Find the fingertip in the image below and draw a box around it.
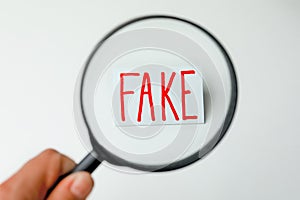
[70,172,94,199]
[39,149,76,174]
[47,172,94,200]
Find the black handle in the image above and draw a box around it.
[45,152,102,199]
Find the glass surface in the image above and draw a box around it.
[74,16,237,171]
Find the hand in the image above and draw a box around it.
[0,149,94,200]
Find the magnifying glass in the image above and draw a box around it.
[46,15,237,197]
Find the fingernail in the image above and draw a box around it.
[62,159,76,174]
[70,172,93,199]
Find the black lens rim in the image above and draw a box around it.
[79,15,238,172]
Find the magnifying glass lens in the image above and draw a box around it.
[46,15,237,197]
[76,16,237,171]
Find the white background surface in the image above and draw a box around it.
[0,0,299,199]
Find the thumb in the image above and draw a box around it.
[0,149,76,199]
[47,172,93,200]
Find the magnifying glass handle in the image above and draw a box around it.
[45,152,101,199]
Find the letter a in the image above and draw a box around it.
[137,72,155,122]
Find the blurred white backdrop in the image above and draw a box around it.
[0,0,299,199]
